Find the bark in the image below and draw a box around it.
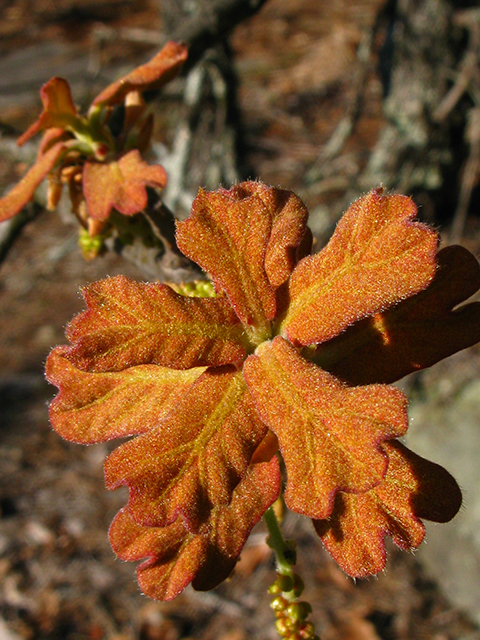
[159,0,270,71]
[356,0,471,225]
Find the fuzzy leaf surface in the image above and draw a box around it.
[0,142,66,221]
[243,336,408,520]
[17,77,78,146]
[313,245,480,384]
[176,185,277,332]
[92,41,188,107]
[228,182,310,288]
[282,189,438,346]
[82,150,167,220]
[104,367,268,531]
[46,346,204,444]
[65,275,247,372]
[109,458,280,601]
[313,441,462,577]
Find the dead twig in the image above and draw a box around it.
[0,202,43,268]
[431,8,480,241]
[170,0,270,73]
[433,10,480,122]
[451,107,480,243]
[105,192,201,283]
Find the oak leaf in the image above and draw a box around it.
[313,244,480,385]
[104,367,268,531]
[229,182,310,289]
[92,41,188,107]
[108,458,280,601]
[313,441,462,576]
[176,183,310,337]
[82,150,167,220]
[64,275,247,372]
[0,142,66,222]
[176,186,277,332]
[243,336,408,520]
[282,188,438,346]
[17,77,79,146]
[46,346,204,443]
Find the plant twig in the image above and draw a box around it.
[0,202,43,268]
[170,0,270,72]
[0,0,266,277]
[433,9,480,123]
[451,107,480,243]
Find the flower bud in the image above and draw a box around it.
[270,596,288,612]
[286,602,312,622]
[291,574,305,598]
[275,617,291,637]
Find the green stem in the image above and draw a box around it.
[265,506,319,639]
[264,506,295,576]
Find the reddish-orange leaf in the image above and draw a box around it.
[313,441,462,577]
[0,141,66,222]
[65,275,247,372]
[313,245,480,385]
[282,188,439,346]
[226,181,310,288]
[17,77,78,146]
[82,150,167,220]
[92,41,188,107]
[243,336,408,520]
[111,513,205,602]
[176,185,277,334]
[250,429,279,464]
[109,458,280,601]
[37,127,72,158]
[46,346,205,444]
[104,367,268,531]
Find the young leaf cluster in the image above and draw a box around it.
[47,182,480,600]
[0,42,187,257]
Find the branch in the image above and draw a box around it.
[0,202,43,268]
[170,0,270,72]
[105,193,202,283]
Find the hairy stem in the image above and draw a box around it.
[264,505,295,578]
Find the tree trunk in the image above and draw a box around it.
[357,0,471,226]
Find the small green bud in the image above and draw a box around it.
[276,573,294,592]
[268,583,282,595]
[298,622,316,639]
[171,280,216,298]
[286,601,312,622]
[291,574,305,598]
[270,596,288,612]
[78,228,105,259]
[283,616,297,631]
[197,280,216,297]
[275,617,291,637]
